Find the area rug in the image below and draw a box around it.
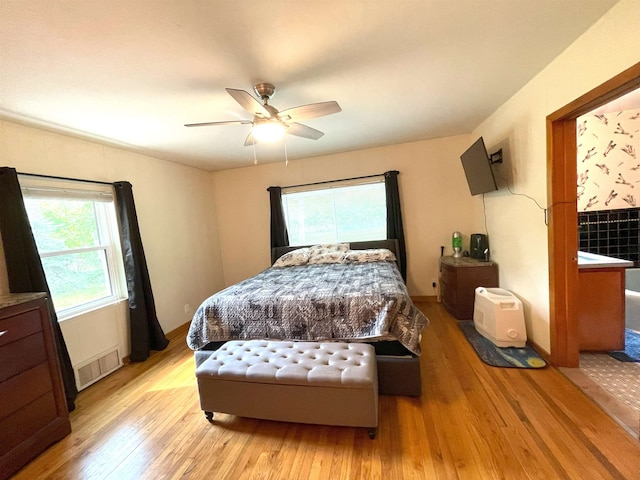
[458,320,547,369]
[607,329,640,362]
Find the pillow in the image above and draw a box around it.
[308,243,350,254]
[343,248,397,264]
[307,243,349,264]
[272,248,311,267]
[307,250,346,265]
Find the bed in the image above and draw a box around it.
[187,239,428,396]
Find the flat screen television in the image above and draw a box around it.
[460,137,498,196]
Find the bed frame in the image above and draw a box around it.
[194,239,422,397]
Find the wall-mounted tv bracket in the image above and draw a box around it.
[489,149,503,165]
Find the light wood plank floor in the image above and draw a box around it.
[11,301,640,479]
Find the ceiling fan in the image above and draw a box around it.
[185,83,341,146]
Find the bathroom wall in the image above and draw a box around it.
[576,105,640,264]
[577,108,640,211]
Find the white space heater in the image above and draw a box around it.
[473,287,527,348]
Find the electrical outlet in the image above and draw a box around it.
[430,277,437,289]
[184,304,191,314]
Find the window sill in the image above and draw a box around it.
[58,297,128,323]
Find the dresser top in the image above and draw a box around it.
[0,292,47,309]
[440,256,496,267]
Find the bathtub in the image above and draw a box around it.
[625,268,640,332]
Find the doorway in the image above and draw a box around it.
[547,62,640,368]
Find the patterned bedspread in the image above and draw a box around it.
[186,261,429,355]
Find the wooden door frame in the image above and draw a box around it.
[547,62,640,367]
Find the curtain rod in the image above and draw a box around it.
[17,171,113,186]
[272,172,386,191]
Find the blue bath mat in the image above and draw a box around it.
[458,321,547,369]
[607,329,640,362]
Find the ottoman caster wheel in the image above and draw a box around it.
[368,428,377,439]
[205,411,214,423]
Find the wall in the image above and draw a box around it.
[577,108,640,211]
[471,0,640,353]
[210,134,484,297]
[576,106,640,265]
[0,120,225,367]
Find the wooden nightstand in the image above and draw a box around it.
[440,256,499,320]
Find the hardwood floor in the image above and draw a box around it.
[11,302,639,479]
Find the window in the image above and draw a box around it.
[21,178,126,320]
[282,181,386,246]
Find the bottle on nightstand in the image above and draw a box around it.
[452,231,463,258]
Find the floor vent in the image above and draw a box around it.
[75,349,122,390]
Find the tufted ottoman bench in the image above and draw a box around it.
[195,340,378,438]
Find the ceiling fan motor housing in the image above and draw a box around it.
[254,83,276,101]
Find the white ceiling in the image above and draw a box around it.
[0,1,620,172]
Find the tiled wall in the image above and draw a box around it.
[578,207,640,265]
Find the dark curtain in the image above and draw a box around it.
[113,181,169,362]
[384,170,407,281]
[0,167,78,411]
[267,186,289,249]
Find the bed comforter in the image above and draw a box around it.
[186,260,428,355]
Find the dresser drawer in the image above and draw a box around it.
[0,309,42,347]
[0,363,53,421]
[0,295,71,480]
[0,392,58,457]
[0,332,48,383]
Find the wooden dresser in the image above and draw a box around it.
[440,256,499,320]
[0,293,71,479]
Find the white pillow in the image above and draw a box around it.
[343,248,397,264]
[273,248,311,267]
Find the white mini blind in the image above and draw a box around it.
[19,176,114,202]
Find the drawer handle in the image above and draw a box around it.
[0,330,6,337]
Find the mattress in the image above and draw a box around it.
[186,260,428,355]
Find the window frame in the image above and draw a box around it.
[281,178,387,247]
[20,177,128,321]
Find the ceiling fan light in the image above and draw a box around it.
[252,121,284,142]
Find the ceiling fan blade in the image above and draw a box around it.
[184,120,252,127]
[244,132,257,146]
[278,101,341,123]
[285,122,324,140]
[226,88,271,117]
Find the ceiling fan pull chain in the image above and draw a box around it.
[284,136,289,167]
